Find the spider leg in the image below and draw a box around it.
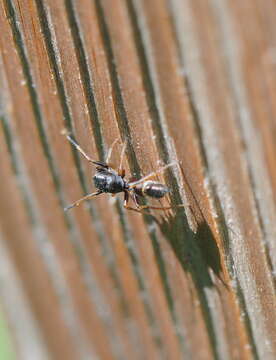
[136,204,173,211]
[124,203,173,215]
[122,191,140,213]
[124,192,185,214]
[118,140,127,171]
[125,204,185,215]
[123,190,142,213]
[117,140,127,178]
[128,162,177,188]
[105,138,127,176]
[105,137,120,164]
[145,203,185,210]
[130,192,140,208]
[124,190,183,214]
[123,190,129,207]
[63,131,107,167]
[64,190,103,211]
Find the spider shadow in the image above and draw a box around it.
[143,205,228,358]
[152,208,225,290]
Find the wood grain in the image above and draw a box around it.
[0,0,275,359]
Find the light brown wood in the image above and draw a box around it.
[0,0,275,359]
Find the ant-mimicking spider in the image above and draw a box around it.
[63,132,178,213]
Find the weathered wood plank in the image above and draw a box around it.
[0,0,275,359]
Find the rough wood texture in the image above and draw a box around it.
[1,0,276,359]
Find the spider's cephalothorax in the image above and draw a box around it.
[93,167,126,194]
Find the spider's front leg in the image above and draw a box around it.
[64,190,103,211]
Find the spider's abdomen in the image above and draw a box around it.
[93,170,125,193]
[136,180,170,199]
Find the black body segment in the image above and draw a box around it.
[142,181,170,198]
[93,169,125,193]
[134,180,169,199]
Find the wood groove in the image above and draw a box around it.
[1,0,276,358]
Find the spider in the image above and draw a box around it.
[63,133,177,213]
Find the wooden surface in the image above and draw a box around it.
[1,0,276,359]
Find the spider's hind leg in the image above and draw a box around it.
[128,162,178,188]
[124,190,183,214]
